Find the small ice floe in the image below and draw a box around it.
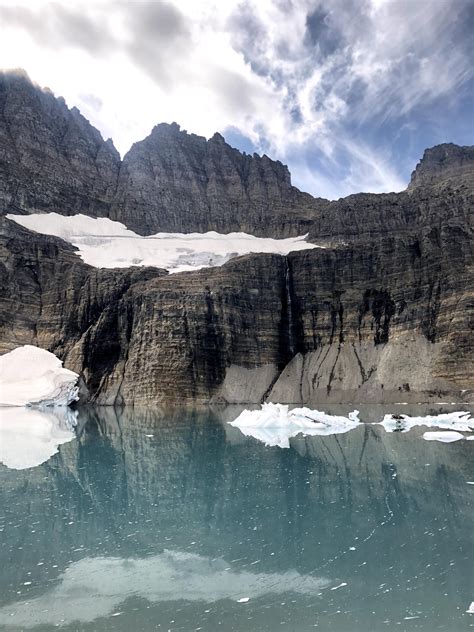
[0,346,79,407]
[229,403,360,448]
[466,602,474,614]
[379,411,473,435]
[423,431,464,443]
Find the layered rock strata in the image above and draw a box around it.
[0,70,472,404]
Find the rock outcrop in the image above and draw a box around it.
[0,70,472,404]
[0,70,120,218]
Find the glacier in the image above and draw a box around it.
[6,212,319,273]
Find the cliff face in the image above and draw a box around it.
[0,70,120,218]
[0,70,472,404]
[0,71,320,236]
[111,123,320,235]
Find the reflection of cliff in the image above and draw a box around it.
[0,407,471,615]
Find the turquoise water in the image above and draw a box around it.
[0,406,472,631]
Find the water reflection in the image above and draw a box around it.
[0,551,329,627]
[0,405,472,631]
[0,407,77,470]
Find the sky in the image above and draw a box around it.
[0,0,473,200]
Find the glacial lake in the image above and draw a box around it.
[0,405,472,631]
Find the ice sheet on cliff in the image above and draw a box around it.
[0,345,79,407]
[229,403,360,448]
[6,213,318,273]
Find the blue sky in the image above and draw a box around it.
[0,0,472,199]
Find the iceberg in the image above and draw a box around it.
[0,406,78,469]
[6,213,319,273]
[379,411,473,434]
[229,403,360,448]
[0,345,79,407]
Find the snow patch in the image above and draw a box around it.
[0,346,79,407]
[229,403,360,448]
[422,431,464,443]
[7,213,319,273]
[0,407,77,469]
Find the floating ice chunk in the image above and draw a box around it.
[7,213,319,273]
[423,431,464,443]
[0,407,77,469]
[229,403,360,448]
[0,346,79,407]
[379,411,473,434]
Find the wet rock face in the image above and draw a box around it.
[0,70,472,404]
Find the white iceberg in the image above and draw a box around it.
[422,431,465,443]
[0,550,329,627]
[0,345,79,407]
[6,213,319,273]
[0,407,78,470]
[379,411,473,434]
[229,403,360,448]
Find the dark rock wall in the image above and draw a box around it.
[0,70,472,404]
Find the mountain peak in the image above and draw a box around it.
[408,143,474,190]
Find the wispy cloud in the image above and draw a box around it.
[0,0,472,198]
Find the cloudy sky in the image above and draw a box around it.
[0,0,472,199]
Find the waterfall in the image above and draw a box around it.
[284,259,295,357]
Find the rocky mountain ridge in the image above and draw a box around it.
[0,69,472,404]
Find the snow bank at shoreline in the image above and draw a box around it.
[7,213,318,273]
[0,346,79,407]
[229,403,360,448]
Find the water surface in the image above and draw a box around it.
[0,405,472,631]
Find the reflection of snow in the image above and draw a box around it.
[0,345,79,407]
[379,411,473,435]
[229,403,360,448]
[0,550,329,627]
[0,407,77,470]
[423,431,464,443]
[7,213,319,273]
